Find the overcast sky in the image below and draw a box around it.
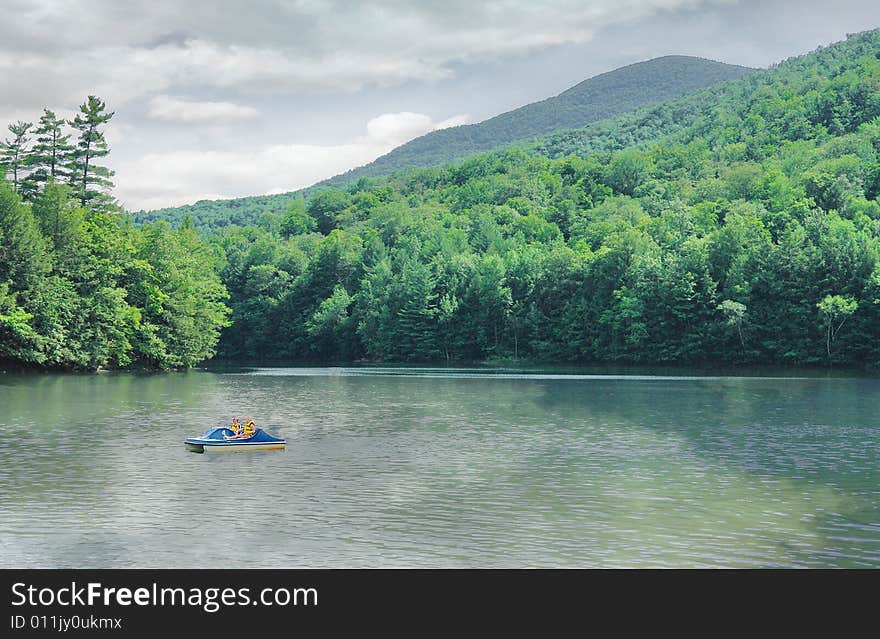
[2,0,879,210]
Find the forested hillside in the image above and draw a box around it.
[0,98,229,369]
[137,56,752,231]
[136,191,308,233]
[5,31,880,370]
[205,30,880,367]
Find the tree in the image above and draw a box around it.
[718,299,747,350]
[0,282,41,363]
[31,182,83,259]
[802,156,864,214]
[606,150,653,197]
[436,292,459,362]
[1,121,33,194]
[306,190,350,234]
[817,294,858,361]
[0,180,50,364]
[280,199,316,237]
[68,96,115,207]
[133,222,231,367]
[306,285,353,359]
[0,180,49,293]
[392,255,440,360]
[25,109,73,193]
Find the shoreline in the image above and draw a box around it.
[4,358,878,378]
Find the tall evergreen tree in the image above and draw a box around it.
[25,109,73,194]
[68,96,114,208]
[1,121,33,194]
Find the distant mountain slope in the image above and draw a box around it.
[136,55,753,230]
[328,55,753,182]
[204,28,880,367]
[136,192,306,231]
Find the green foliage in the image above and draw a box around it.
[134,191,309,232]
[817,294,858,361]
[2,97,116,211]
[306,285,354,358]
[68,95,115,208]
[139,56,753,229]
[197,31,880,368]
[25,109,74,192]
[0,169,230,370]
[718,299,747,349]
[1,121,33,194]
[0,281,40,362]
[279,199,316,237]
[607,150,654,196]
[31,182,83,257]
[306,190,351,234]
[10,32,880,369]
[0,180,50,292]
[131,222,231,367]
[1,95,233,369]
[327,56,753,184]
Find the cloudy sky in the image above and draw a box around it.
[2,0,879,210]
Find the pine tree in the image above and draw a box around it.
[68,96,115,208]
[31,182,82,258]
[1,121,33,194]
[25,109,73,194]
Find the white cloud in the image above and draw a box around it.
[115,111,470,210]
[365,112,435,147]
[434,114,471,130]
[363,111,471,147]
[147,95,259,124]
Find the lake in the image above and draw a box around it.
[1,366,878,567]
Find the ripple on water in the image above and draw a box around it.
[0,368,878,567]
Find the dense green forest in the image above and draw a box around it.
[136,191,308,233]
[0,97,229,369]
[137,56,752,231]
[205,30,880,367]
[5,30,880,370]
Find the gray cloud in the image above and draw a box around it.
[0,0,725,106]
[1,0,879,209]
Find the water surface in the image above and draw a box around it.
[1,366,878,567]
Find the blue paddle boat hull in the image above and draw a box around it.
[185,427,286,453]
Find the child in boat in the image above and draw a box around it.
[225,417,257,440]
[229,417,242,435]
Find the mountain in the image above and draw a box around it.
[9,29,880,370]
[201,29,880,366]
[136,55,753,230]
[326,55,753,183]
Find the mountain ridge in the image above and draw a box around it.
[324,55,754,183]
[203,28,880,367]
[136,55,754,229]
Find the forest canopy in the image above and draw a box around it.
[4,30,880,370]
[196,30,880,369]
[0,97,229,369]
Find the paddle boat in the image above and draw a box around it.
[184,425,286,453]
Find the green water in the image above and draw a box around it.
[1,366,878,567]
